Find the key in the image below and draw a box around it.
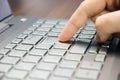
[23,30,32,35]
[82,54,96,61]
[37,62,56,71]
[5,43,16,49]
[42,37,58,44]
[70,40,90,54]
[60,60,78,69]
[22,35,42,45]
[23,55,41,63]
[45,20,58,24]
[15,44,33,51]
[32,23,41,27]
[15,62,35,71]
[7,69,28,79]
[29,49,47,56]
[37,27,51,32]
[80,61,102,70]
[84,26,96,31]
[36,43,53,50]
[65,54,82,61]
[81,30,96,35]
[99,47,108,54]
[8,50,27,58]
[17,34,27,39]
[88,40,101,54]
[0,64,12,72]
[95,54,106,62]
[0,49,10,55]
[29,69,50,80]
[43,55,61,63]
[55,25,64,29]
[11,38,22,44]
[32,31,47,36]
[77,38,91,46]
[58,20,68,25]
[88,47,99,54]
[54,42,71,50]
[49,76,69,80]
[86,20,95,27]
[41,24,54,28]
[48,49,66,56]
[77,38,91,43]
[79,34,94,39]
[36,19,44,24]
[47,32,59,37]
[1,56,19,65]
[75,69,99,80]
[54,68,74,77]
[85,21,96,30]
[51,28,62,33]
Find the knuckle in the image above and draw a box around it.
[95,16,111,30]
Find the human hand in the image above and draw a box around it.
[58,0,120,42]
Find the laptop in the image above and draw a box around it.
[0,0,120,80]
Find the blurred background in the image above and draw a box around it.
[9,0,83,19]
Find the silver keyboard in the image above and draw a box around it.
[0,19,111,80]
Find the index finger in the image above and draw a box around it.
[58,0,106,42]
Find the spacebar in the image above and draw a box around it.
[70,41,90,54]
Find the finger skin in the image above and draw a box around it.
[91,10,110,22]
[95,11,120,42]
[58,0,106,42]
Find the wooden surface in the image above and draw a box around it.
[9,0,83,19]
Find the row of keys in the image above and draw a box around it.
[0,61,101,80]
[1,47,105,66]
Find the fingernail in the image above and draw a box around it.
[58,23,78,42]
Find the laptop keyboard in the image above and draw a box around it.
[0,19,111,80]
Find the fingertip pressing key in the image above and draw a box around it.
[58,22,78,42]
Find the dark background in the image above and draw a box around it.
[9,0,84,19]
